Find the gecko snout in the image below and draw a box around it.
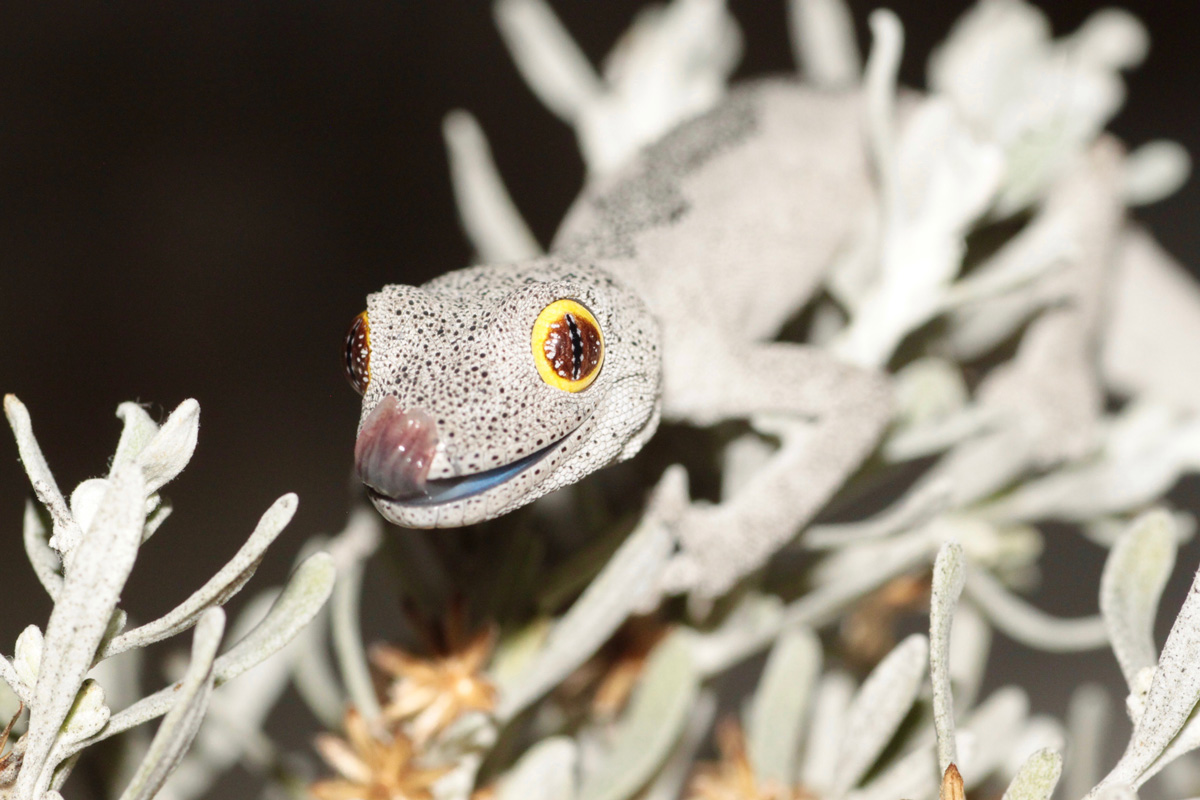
[354,396,438,501]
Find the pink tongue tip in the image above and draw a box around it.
[354,396,438,500]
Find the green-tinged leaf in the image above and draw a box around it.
[498,737,578,800]
[1002,749,1062,800]
[643,692,717,800]
[1100,510,1176,690]
[747,628,821,785]
[577,633,699,800]
[831,634,928,796]
[111,402,160,473]
[490,617,552,688]
[61,680,110,743]
[117,608,224,800]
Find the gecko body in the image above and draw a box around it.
[350,80,891,596]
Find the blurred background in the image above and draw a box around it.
[0,1,1197,796]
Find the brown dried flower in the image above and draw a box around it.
[687,719,812,800]
[558,616,669,719]
[371,611,497,745]
[840,572,931,667]
[310,708,446,800]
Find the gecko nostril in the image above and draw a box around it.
[354,396,439,501]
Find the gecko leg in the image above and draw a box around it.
[652,341,893,606]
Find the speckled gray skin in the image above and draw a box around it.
[361,260,661,527]
[358,80,892,597]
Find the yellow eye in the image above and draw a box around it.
[344,311,371,395]
[532,299,604,392]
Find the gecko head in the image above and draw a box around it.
[346,258,662,528]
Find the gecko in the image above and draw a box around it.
[346,79,893,600]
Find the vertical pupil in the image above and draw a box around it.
[541,310,601,383]
[565,314,583,380]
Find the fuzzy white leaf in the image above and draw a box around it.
[578,633,698,800]
[1096,558,1200,791]
[496,510,671,720]
[832,634,929,797]
[1071,8,1147,70]
[493,0,603,123]
[16,462,145,800]
[931,542,965,774]
[499,737,578,800]
[134,399,199,495]
[747,627,821,785]
[959,687,1031,784]
[1123,141,1191,206]
[13,626,44,691]
[1101,510,1177,690]
[61,680,109,744]
[1065,686,1110,800]
[0,654,30,709]
[788,0,859,87]
[110,403,159,473]
[23,500,62,599]
[950,603,992,710]
[161,591,298,800]
[443,109,541,264]
[210,552,335,684]
[642,692,717,800]
[578,0,740,174]
[1102,229,1200,413]
[964,565,1108,651]
[118,609,224,800]
[331,558,379,722]
[805,479,952,550]
[103,494,299,659]
[69,552,334,756]
[1003,749,1063,800]
[4,395,85,560]
[801,671,856,795]
[68,479,110,545]
[849,745,937,800]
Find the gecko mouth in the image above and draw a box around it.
[356,395,582,509]
[372,438,566,507]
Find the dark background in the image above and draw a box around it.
[0,1,1197,797]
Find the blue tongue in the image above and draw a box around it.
[406,446,552,507]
